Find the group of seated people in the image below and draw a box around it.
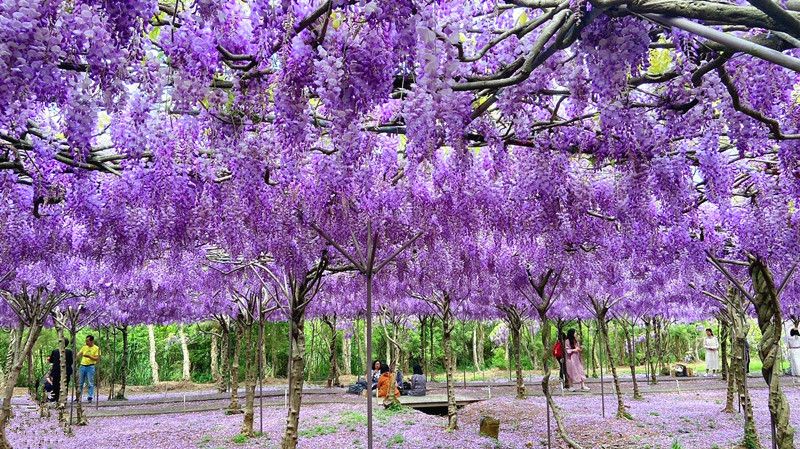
[370,360,426,397]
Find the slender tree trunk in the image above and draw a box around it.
[503,309,525,399]
[599,318,629,419]
[3,330,16,384]
[56,325,68,424]
[590,324,598,377]
[342,334,352,376]
[116,325,128,399]
[147,325,159,385]
[538,313,582,449]
[722,319,736,413]
[281,309,306,449]
[472,325,480,371]
[220,325,230,393]
[179,323,191,382]
[211,330,220,386]
[749,258,794,449]
[723,286,758,444]
[228,324,242,414]
[241,320,256,437]
[430,317,436,381]
[357,320,365,378]
[720,320,729,381]
[107,327,116,400]
[0,321,44,449]
[270,325,278,378]
[644,319,657,384]
[419,317,428,377]
[442,296,457,431]
[477,324,485,368]
[654,319,666,374]
[623,324,642,400]
[70,327,88,427]
[323,315,340,388]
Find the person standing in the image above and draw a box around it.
[564,329,589,392]
[788,328,800,380]
[553,332,570,390]
[77,335,101,403]
[704,328,720,376]
[47,339,73,402]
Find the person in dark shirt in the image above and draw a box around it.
[47,339,73,402]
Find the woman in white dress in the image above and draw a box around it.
[704,328,720,376]
[788,328,800,380]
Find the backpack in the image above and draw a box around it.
[347,384,365,395]
[552,341,563,359]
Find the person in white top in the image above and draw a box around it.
[704,328,720,376]
[788,328,800,380]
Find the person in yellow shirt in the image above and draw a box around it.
[76,335,101,403]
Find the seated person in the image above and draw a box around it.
[390,361,404,391]
[377,363,400,398]
[371,360,381,389]
[407,364,427,397]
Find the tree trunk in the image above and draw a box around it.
[179,323,191,382]
[720,320,729,381]
[241,320,256,437]
[442,296,458,431]
[270,325,278,378]
[211,330,220,386]
[0,321,43,449]
[228,324,242,414]
[147,325,160,385]
[419,317,428,378]
[749,258,794,449]
[590,324,598,378]
[654,319,666,374]
[219,324,229,393]
[56,325,68,424]
[70,327,88,427]
[281,309,306,449]
[538,312,582,449]
[323,315,340,388]
[722,319,736,413]
[357,320,365,378]
[599,318,629,419]
[503,309,525,399]
[430,316,435,382]
[116,325,128,399]
[107,327,116,400]
[477,324,485,368]
[623,324,642,400]
[342,334,352,376]
[3,329,16,385]
[644,318,657,384]
[472,325,480,372]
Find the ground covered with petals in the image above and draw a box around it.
[13,385,800,449]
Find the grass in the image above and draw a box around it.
[231,434,249,445]
[387,433,405,448]
[298,425,338,437]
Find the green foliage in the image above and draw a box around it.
[298,425,338,437]
[231,434,249,445]
[744,429,759,449]
[670,439,684,449]
[387,433,405,448]
[491,348,508,370]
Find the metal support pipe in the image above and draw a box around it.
[642,14,800,72]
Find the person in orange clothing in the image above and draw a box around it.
[377,363,400,398]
